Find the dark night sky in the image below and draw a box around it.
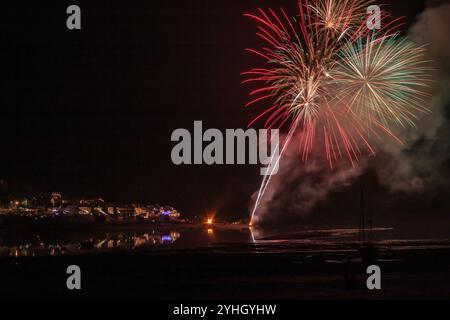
[2,0,447,222]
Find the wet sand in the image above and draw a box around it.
[0,242,449,300]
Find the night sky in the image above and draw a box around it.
[2,0,448,223]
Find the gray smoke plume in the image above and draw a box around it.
[376,2,450,194]
[250,140,365,224]
[251,2,450,223]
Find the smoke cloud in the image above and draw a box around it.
[250,138,365,224]
[375,1,450,194]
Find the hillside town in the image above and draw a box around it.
[0,192,182,223]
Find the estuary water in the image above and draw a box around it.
[1,222,449,257]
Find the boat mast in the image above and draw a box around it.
[359,186,365,245]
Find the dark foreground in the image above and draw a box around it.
[1,243,449,300]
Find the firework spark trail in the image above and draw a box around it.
[250,118,299,226]
[243,0,431,224]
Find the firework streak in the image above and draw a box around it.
[242,0,432,224]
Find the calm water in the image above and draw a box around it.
[1,223,449,257]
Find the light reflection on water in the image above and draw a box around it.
[0,225,253,257]
[0,230,183,257]
[1,223,449,257]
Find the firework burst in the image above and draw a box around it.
[331,35,432,129]
[243,0,431,224]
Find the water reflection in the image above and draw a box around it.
[0,225,252,257]
[0,230,181,257]
[1,223,449,257]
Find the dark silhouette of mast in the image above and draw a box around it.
[359,183,375,245]
[358,180,379,265]
[369,206,374,244]
[359,187,365,245]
